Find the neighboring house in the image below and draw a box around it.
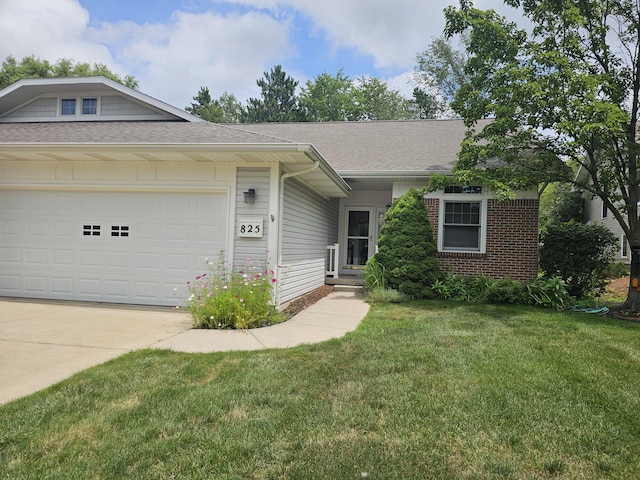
[0,77,540,308]
[578,169,630,265]
[583,197,630,265]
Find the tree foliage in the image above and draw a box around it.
[0,55,138,90]
[243,65,303,123]
[186,87,244,123]
[539,183,584,233]
[352,76,412,121]
[443,0,640,308]
[192,67,415,124]
[411,35,470,118]
[298,70,357,121]
[540,221,617,299]
[374,189,442,298]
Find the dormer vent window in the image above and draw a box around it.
[61,98,76,115]
[82,98,97,115]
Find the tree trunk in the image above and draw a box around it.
[623,246,640,310]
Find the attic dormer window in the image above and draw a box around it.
[61,98,76,115]
[82,98,97,115]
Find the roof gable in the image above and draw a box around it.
[0,76,202,123]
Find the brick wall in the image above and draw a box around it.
[425,198,539,281]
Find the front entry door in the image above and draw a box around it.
[346,208,374,268]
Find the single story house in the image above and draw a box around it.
[0,77,539,308]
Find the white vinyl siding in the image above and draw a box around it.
[4,98,57,119]
[280,178,339,304]
[100,95,166,118]
[233,167,271,266]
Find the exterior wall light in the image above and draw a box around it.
[243,188,257,204]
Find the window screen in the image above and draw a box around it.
[443,201,481,251]
[82,98,97,115]
[61,99,76,115]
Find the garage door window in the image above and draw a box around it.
[83,224,101,236]
[111,225,130,237]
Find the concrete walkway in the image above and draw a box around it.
[0,288,368,404]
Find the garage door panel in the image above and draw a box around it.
[0,190,228,306]
[2,219,21,235]
[1,247,20,263]
[51,277,73,294]
[24,276,46,293]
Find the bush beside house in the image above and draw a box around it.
[373,188,442,298]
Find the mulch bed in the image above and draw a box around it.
[281,285,334,317]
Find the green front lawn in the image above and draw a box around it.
[2,302,639,479]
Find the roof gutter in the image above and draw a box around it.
[337,170,452,178]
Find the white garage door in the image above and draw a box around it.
[0,190,227,306]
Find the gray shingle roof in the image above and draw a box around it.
[0,121,289,145]
[0,118,488,175]
[229,119,490,173]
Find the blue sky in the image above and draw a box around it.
[0,0,519,109]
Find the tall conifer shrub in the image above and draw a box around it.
[374,188,442,298]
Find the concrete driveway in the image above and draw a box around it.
[0,288,368,405]
[0,299,192,404]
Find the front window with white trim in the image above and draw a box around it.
[439,186,486,253]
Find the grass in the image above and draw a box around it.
[2,301,640,479]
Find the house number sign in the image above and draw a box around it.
[238,217,263,238]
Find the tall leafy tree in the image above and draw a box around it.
[243,65,303,123]
[186,87,245,123]
[352,76,412,121]
[442,0,640,309]
[217,92,244,123]
[411,35,469,118]
[298,70,357,121]
[0,55,138,89]
[185,86,224,122]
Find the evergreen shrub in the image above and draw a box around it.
[374,188,442,298]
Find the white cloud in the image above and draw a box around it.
[0,0,113,65]
[214,0,453,71]
[88,10,294,107]
[0,0,528,109]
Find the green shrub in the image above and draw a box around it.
[485,278,527,305]
[185,253,281,329]
[540,221,617,298]
[525,276,571,310]
[604,261,629,279]
[374,188,442,298]
[431,274,491,302]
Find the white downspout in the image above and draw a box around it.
[277,160,320,301]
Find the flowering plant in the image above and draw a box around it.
[185,252,282,329]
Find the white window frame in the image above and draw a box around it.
[59,96,101,117]
[621,234,629,259]
[82,97,98,115]
[60,98,77,116]
[438,188,489,254]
